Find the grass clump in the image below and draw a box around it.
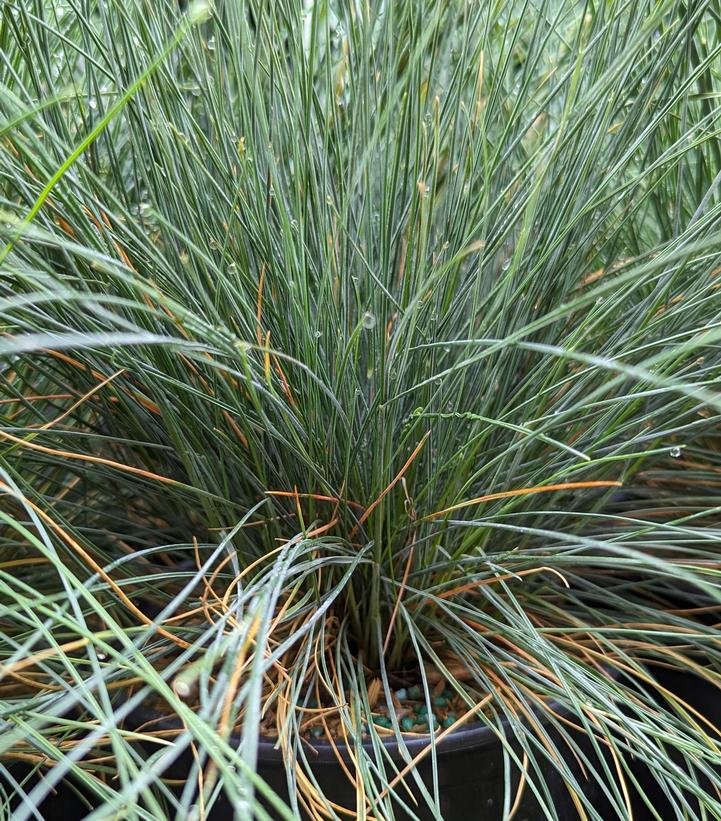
[2,0,721,818]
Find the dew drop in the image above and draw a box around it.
[670,446,681,458]
[88,97,97,110]
[314,330,322,339]
[362,312,377,330]
[207,36,216,51]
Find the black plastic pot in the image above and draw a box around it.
[248,721,602,821]
[623,665,721,821]
[128,710,615,821]
[3,723,593,821]
[6,766,97,820]
[131,667,716,820]
[11,663,717,820]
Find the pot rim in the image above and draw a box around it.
[257,718,504,765]
[127,702,500,763]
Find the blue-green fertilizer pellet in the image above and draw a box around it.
[401,716,415,732]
